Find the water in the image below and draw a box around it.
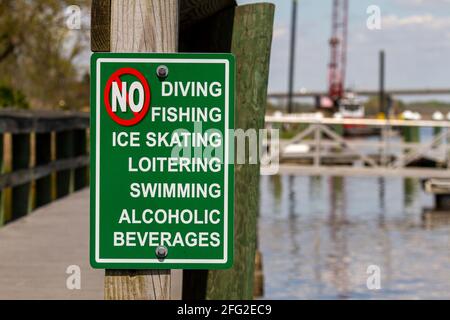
[259,175,450,299]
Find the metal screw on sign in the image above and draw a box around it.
[156,65,169,80]
[155,246,168,260]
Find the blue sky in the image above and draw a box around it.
[237,0,450,96]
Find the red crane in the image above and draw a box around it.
[328,0,349,107]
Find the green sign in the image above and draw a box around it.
[90,53,234,269]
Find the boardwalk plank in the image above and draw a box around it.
[0,189,103,299]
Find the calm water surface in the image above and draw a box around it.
[259,175,450,299]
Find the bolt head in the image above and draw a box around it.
[156,65,168,79]
[155,246,168,259]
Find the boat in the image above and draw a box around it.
[338,93,377,136]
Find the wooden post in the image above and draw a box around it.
[91,0,111,52]
[253,249,264,298]
[93,0,179,300]
[74,129,88,190]
[287,0,297,114]
[11,133,31,220]
[314,125,322,167]
[182,3,275,299]
[35,132,52,208]
[56,130,74,198]
[379,50,385,116]
[403,126,420,153]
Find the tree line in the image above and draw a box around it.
[0,0,89,110]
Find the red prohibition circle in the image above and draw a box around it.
[104,67,151,126]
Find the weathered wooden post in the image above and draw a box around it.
[253,248,264,297]
[379,50,385,117]
[403,125,420,145]
[12,129,31,219]
[403,125,420,153]
[92,0,179,300]
[181,3,275,299]
[35,131,52,207]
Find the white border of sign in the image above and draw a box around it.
[95,58,230,264]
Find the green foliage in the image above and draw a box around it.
[267,100,315,113]
[0,0,89,110]
[0,85,29,109]
[268,96,450,118]
[406,100,450,112]
[362,96,407,116]
[360,95,450,117]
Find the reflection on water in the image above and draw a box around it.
[259,175,450,299]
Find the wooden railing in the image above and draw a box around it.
[0,110,89,225]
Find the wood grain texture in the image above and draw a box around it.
[105,270,171,300]
[182,3,275,299]
[91,0,111,52]
[207,4,274,299]
[104,0,179,301]
[92,0,236,51]
[110,0,178,52]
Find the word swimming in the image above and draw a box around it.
[129,182,221,199]
[162,81,222,97]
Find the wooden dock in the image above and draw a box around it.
[266,164,450,178]
[0,189,104,299]
[262,117,450,177]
